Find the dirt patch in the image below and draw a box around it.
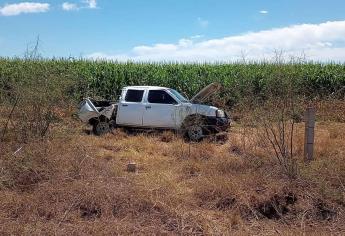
[79,203,102,220]
[216,196,236,210]
[315,200,336,221]
[229,145,243,156]
[255,192,297,219]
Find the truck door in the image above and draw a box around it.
[116,89,145,126]
[142,90,179,128]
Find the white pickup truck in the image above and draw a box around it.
[78,83,230,141]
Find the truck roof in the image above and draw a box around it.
[123,86,170,90]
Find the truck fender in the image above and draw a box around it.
[181,114,207,129]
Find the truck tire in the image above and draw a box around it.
[93,121,110,135]
[182,115,206,142]
[187,124,204,141]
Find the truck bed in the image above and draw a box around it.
[78,98,117,123]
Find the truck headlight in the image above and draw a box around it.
[216,109,225,118]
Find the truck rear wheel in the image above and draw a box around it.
[93,121,110,135]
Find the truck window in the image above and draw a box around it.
[148,90,177,104]
[125,89,144,102]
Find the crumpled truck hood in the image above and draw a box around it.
[190,82,221,103]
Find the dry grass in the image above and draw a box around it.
[0,110,345,235]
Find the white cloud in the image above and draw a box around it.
[84,0,97,9]
[62,0,97,11]
[260,10,268,14]
[87,21,345,62]
[0,2,49,16]
[191,35,204,39]
[197,17,209,28]
[62,2,78,11]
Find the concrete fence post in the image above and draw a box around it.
[304,107,316,161]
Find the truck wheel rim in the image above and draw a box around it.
[96,122,109,134]
[188,126,203,140]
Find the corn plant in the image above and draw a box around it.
[0,58,344,106]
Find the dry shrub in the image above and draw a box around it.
[0,142,56,191]
[0,59,75,143]
[251,102,300,178]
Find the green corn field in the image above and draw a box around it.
[1,58,345,106]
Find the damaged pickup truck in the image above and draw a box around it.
[78,83,230,141]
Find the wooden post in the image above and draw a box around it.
[304,107,316,161]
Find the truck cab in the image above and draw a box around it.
[117,86,186,129]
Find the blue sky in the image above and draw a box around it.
[1,0,345,61]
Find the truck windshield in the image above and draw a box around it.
[169,89,189,103]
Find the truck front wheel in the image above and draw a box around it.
[187,125,204,141]
[182,116,206,142]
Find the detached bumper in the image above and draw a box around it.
[205,116,230,133]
